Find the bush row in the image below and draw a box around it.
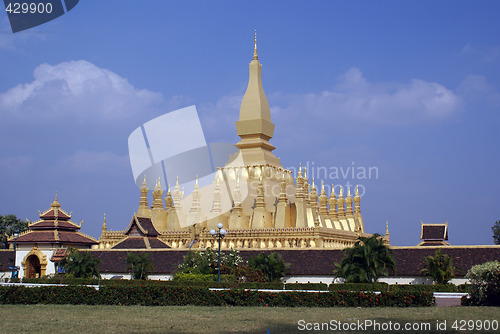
[16,277,470,292]
[0,285,434,307]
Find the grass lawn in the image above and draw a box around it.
[0,305,499,333]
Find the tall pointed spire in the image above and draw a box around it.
[235,32,281,167]
[137,175,150,217]
[102,213,107,232]
[354,185,361,214]
[152,178,163,209]
[329,184,338,220]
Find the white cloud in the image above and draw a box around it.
[270,68,463,126]
[0,60,163,122]
[56,150,129,174]
[458,75,500,109]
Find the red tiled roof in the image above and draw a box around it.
[29,220,80,231]
[124,216,160,237]
[148,238,171,249]
[89,246,500,277]
[112,237,149,249]
[16,231,57,243]
[39,208,71,220]
[421,224,448,241]
[136,217,160,237]
[91,250,185,273]
[111,237,171,249]
[58,231,98,245]
[50,249,70,262]
[14,230,97,245]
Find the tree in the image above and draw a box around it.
[126,252,153,280]
[247,252,290,282]
[492,221,500,245]
[178,248,243,275]
[334,234,396,283]
[0,214,28,249]
[58,248,101,279]
[420,248,460,284]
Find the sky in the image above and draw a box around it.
[0,0,499,246]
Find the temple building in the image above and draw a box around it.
[8,195,98,278]
[98,35,372,250]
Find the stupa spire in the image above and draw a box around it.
[253,30,258,60]
[102,213,107,232]
[235,32,280,167]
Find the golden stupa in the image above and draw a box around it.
[98,34,375,250]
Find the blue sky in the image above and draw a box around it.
[0,1,499,246]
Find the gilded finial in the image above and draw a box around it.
[253,30,258,60]
[51,191,61,208]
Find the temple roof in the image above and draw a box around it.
[111,236,170,249]
[29,220,81,231]
[124,215,160,237]
[50,248,70,262]
[8,195,97,247]
[14,230,98,245]
[38,194,72,221]
[419,223,449,246]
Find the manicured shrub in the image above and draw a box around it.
[464,260,500,306]
[328,282,389,292]
[285,283,328,291]
[0,285,434,307]
[388,284,458,293]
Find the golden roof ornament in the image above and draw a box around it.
[102,213,107,231]
[51,192,61,208]
[253,30,258,60]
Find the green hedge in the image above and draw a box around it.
[0,286,434,307]
[13,278,470,294]
[388,284,470,293]
[328,283,389,292]
[16,277,285,290]
[285,283,328,291]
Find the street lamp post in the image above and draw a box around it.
[10,231,19,280]
[210,223,227,282]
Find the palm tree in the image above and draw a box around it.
[248,252,290,282]
[334,234,396,283]
[126,252,153,280]
[58,248,101,279]
[420,248,460,284]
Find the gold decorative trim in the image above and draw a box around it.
[21,246,48,278]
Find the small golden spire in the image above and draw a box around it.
[51,191,61,208]
[102,213,107,231]
[253,30,258,60]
